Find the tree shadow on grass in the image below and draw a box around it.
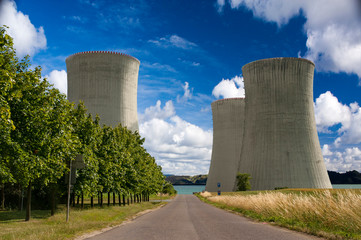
[0,210,51,222]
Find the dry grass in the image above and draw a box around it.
[202,190,361,239]
[199,191,212,198]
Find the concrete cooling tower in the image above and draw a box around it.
[206,98,245,192]
[66,51,140,132]
[238,57,332,190]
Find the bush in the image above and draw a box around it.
[162,181,177,195]
[236,173,251,191]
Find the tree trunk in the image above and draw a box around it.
[123,195,126,206]
[113,192,115,206]
[25,182,31,221]
[130,194,133,204]
[1,183,5,210]
[98,192,100,206]
[107,192,110,206]
[81,193,84,208]
[77,195,80,206]
[118,194,121,206]
[100,192,103,207]
[91,196,94,208]
[127,195,130,205]
[72,193,75,207]
[50,185,56,216]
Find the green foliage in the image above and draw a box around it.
[236,173,251,191]
[0,26,166,215]
[162,181,177,195]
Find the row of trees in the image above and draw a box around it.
[0,26,167,220]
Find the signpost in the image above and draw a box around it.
[66,155,86,222]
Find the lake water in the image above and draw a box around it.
[332,184,361,189]
[173,184,361,195]
[173,185,205,195]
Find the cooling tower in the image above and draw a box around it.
[66,51,140,131]
[238,57,332,190]
[206,98,245,192]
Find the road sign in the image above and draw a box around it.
[64,169,76,184]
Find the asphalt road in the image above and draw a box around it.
[86,195,322,240]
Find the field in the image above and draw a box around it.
[199,189,361,240]
[0,194,169,240]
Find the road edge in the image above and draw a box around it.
[74,202,169,240]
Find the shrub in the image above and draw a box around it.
[236,173,251,191]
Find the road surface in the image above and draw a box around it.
[86,195,321,240]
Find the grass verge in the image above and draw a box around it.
[197,189,361,240]
[0,200,167,240]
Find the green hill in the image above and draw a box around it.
[165,175,208,185]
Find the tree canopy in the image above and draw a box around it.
[0,26,166,218]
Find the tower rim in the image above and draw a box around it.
[242,57,315,72]
[66,51,140,64]
[212,97,245,105]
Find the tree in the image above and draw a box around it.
[1,26,79,220]
[236,173,251,191]
[72,104,100,208]
[0,25,18,209]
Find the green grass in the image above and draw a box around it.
[0,199,167,240]
[198,189,361,240]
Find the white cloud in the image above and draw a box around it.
[45,70,67,95]
[177,82,193,103]
[139,100,175,123]
[225,0,303,27]
[212,75,245,99]
[148,34,197,50]
[322,144,361,172]
[340,105,361,144]
[141,62,177,73]
[314,91,351,132]
[219,0,361,79]
[0,0,47,57]
[314,91,361,145]
[139,101,212,175]
[216,0,225,13]
[322,144,333,156]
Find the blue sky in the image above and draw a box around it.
[1,0,361,175]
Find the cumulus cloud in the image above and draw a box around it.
[322,144,361,172]
[314,91,361,145]
[148,34,197,50]
[45,70,67,95]
[139,100,212,175]
[177,82,193,103]
[0,0,47,57]
[212,75,245,99]
[139,100,175,123]
[314,91,351,132]
[218,0,361,79]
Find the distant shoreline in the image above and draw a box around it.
[166,171,361,185]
